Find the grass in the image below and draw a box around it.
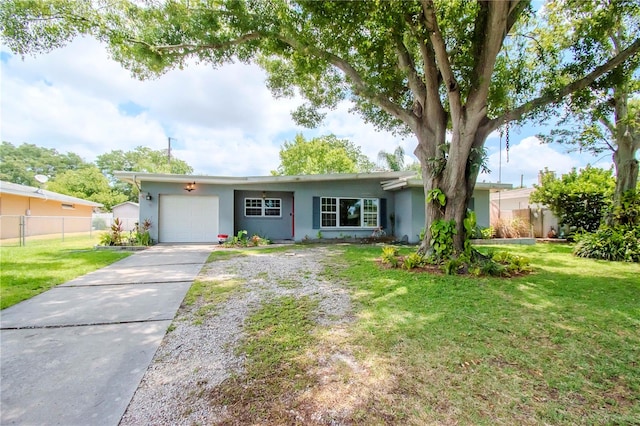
[209,296,319,423]
[195,243,639,425]
[329,243,640,424]
[183,277,244,324]
[0,235,132,309]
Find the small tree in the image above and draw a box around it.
[47,166,128,211]
[96,146,193,201]
[272,134,374,175]
[530,166,615,234]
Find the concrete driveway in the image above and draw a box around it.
[0,244,214,426]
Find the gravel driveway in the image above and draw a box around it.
[120,246,352,425]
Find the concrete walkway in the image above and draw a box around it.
[1,244,214,426]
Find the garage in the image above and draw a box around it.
[159,195,219,243]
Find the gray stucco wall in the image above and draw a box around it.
[234,190,294,241]
[394,187,491,244]
[290,179,394,240]
[394,187,428,244]
[140,178,395,243]
[138,178,491,244]
[138,181,235,243]
[472,189,491,229]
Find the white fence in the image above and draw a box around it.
[0,215,139,246]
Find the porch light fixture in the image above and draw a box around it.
[262,191,266,199]
[145,192,152,200]
[184,182,196,192]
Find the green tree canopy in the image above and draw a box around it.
[2,0,638,256]
[96,146,193,200]
[46,166,128,211]
[536,0,640,212]
[272,134,374,175]
[0,142,89,186]
[530,166,616,233]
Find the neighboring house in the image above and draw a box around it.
[490,187,559,238]
[115,171,511,244]
[0,180,102,239]
[112,201,140,231]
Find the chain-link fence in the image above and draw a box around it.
[0,215,139,246]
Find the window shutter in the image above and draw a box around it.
[379,198,387,228]
[312,197,320,229]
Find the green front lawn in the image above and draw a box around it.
[1,236,132,309]
[198,243,640,424]
[332,243,640,424]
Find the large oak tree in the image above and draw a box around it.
[2,0,638,254]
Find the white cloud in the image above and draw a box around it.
[1,37,613,181]
[479,135,613,187]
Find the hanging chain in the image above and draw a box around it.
[505,121,510,163]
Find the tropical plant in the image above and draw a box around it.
[573,225,640,263]
[380,246,400,268]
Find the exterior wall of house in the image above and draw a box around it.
[112,203,139,219]
[140,181,235,243]
[234,190,294,241]
[141,178,396,242]
[392,187,491,244]
[472,189,491,229]
[0,193,95,239]
[291,179,394,240]
[112,203,140,231]
[137,177,495,244]
[393,188,425,243]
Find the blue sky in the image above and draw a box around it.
[0,37,613,187]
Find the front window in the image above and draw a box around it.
[245,198,281,217]
[321,197,378,228]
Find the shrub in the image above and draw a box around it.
[443,256,465,275]
[480,226,494,239]
[100,217,124,246]
[609,190,640,227]
[380,246,399,267]
[573,225,640,262]
[131,218,152,246]
[493,217,530,238]
[403,252,425,270]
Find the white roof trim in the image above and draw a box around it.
[114,171,416,186]
[381,178,512,192]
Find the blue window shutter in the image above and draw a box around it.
[312,197,320,229]
[379,198,387,228]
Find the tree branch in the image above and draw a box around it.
[467,2,512,118]
[276,34,419,131]
[406,10,442,121]
[393,31,426,113]
[128,32,263,54]
[421,0,461,122]
[486,37,640,133]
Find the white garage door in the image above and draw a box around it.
[159,195,219,243]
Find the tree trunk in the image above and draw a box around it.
[415,116,489,256]
[610,87,639,225]
[612,137,639,213]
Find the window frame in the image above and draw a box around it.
[244,197,282,218]
[320,196,379,229]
